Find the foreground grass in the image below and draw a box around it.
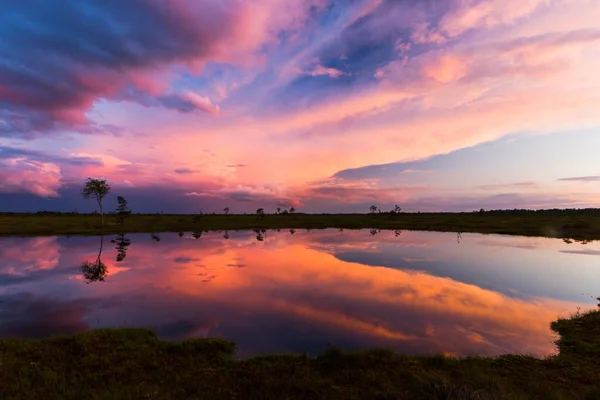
[1,310,599,399]
[2,209,600,239]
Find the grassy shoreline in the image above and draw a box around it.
[2,209,600,239]
[1,309,599,399]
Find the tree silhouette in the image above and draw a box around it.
[116,196,131,225]
[276,207,281,214]
[81,178,111,224]
[224,207,229,215]
[256,208,265,219]
[289,229,296,235]
[80,236,108,283]
[290,207,296,214]
[369,205,378,214]
[394,205,402,213]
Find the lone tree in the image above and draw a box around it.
[276,207,281,214]
[81,178,111,224]
[289,207,296,214]
[256,208,265,219]
[224,207,230,215]
[116,196,131,225]
[369,205,378,214]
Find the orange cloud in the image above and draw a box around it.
[420,54,469,83]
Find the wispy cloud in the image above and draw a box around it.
[305,65,348,78]
[559,250,600,256]
[558,176,600,183]
[477,182,538,191]
[174,168,198,174]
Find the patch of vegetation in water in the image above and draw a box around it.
[1,309,600,399]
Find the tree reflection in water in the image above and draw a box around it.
[80,235,108,284]
[114,234,131,262]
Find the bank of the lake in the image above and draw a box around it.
[2,209,600,239]
[1,309,599,399]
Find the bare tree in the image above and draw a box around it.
[81,178,111,225]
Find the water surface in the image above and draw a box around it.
[1,229,598,357]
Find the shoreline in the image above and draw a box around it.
[1,309,599,399]
[1,210,600,239]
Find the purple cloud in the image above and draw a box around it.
[0,0,281,137]
[174,168,198,174]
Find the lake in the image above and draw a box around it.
[1,229,598,358]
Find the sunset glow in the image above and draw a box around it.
[1,0,600,212]
[2,230,597,356]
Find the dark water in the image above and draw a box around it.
[1,229,598,357]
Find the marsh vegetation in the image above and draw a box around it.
[1,309,599,399]
[2,208,600,240]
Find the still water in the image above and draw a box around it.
[1,229,598,357]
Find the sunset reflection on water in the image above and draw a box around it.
[1,230,598,357]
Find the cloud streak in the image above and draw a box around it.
[558,176,600,183]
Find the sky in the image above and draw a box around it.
[1,0,600,213]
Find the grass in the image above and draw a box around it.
[2,209,600,240]
[1,309,599,399]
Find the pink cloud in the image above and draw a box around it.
[196,184,302,208]
[439,0,549,38]
[181,92,221,115]
[306,65,348,78]
[420,54,469,83]
[297,178,430,204]
[1,0,327,136]
[411,22,447,44]
[0,158,62,197]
